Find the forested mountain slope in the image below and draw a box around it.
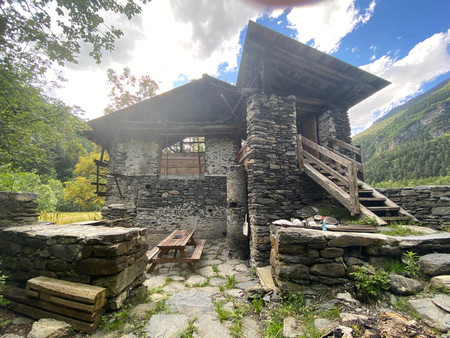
[353,78,450,187]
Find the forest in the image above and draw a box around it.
[0,0,154,213]
[353,78,450,188]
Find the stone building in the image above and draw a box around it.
[87,21,399,266]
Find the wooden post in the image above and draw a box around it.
[297,134,304,173]
[347,163,360,215]
[356,145,365,182]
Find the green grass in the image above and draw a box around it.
[381,224,426,237]
[39,211,102,224]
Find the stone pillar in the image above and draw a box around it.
[245,94,304,266]
[226,165,248,259]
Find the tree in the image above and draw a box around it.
[1,0,148,177]
[64,149,108,211]
[1,0,149,67]
[104,67,159,113]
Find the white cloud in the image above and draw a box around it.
[349,29,450,133]
[286,0,375,53]
[55,0,263,119]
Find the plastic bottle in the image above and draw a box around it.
[322,220,327,231]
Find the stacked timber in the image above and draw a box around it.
[2,276,106,333]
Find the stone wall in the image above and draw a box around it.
[317,108,352,145]
[135,176,227,241]
[205,137,237,176]
[0,224,148,310]
[0,192,39,226]
[102,135,235,242]
[377,186,450,229]
[270,225,450,287]
[245,94,306,266]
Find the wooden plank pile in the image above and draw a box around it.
[2,276,106,333]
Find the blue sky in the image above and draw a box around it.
[55,0,450,135]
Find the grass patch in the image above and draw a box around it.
[384,258,407,275]
[39,211,101,224]
[392,298,419,321]
[381,224,426,236]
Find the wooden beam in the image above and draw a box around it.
[301,136,353,167]
[327,137,361,156]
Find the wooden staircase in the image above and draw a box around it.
[298,135,418,226]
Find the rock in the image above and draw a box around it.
[235,281,259,290]
[143,275,167,289]
[310,263,345,277]
[166,290,214,315]
[339,313,369,326]
[377,311,436,337]
[142,313,189,338]
[283,317,302,338]
[336,292,360,306]
[314,318,336,331]
[407,298,450,332]
[242,317,260,338]
[27,318,71,338]
[319,248,344,258]
[389,273,424,295]
[418,253,450,276]
[399,233,450,253]
[129,302,158,318]
[195,312,231,338]
[12,316,35,325]
[430,275,450,292]
[432,294,450,313]
[185,275,207,286]
[224,288,244,298]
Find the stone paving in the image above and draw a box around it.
[97,239,263,338]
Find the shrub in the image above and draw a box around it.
[350,265,390,301]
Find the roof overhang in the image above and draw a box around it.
[237,21,390,113]
[86,75,245,148]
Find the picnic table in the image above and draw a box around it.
[146,229,205,273]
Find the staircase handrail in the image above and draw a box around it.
[297,134,360,214]
[327,136,364,180]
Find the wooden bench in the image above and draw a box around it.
[2,276,106,333]
[146,230,205,273]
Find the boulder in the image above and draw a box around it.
[430,275,450,292]
[418,253,450,276]
[389,273,424,295]
[407,298,450,332]
[28,318,71,338]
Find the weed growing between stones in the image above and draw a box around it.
[225,274,237,289]
[350,265,390,302]
[384,258,407,275]
[264,291,306,337]
[381,224,426,236]
[192,277,210,288]
[402,251,421,278]
[179,315,198,338]
[0,272,11,329]
[212,265,219,274]
[392,297,420,321]
[317,306,340,320]
[100,307,131,332]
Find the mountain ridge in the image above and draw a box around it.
[353,77,450,187]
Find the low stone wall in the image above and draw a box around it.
[270,225,450,287]
[377,186,450,229]
[0,224,148,310]
[0,192,39,226]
